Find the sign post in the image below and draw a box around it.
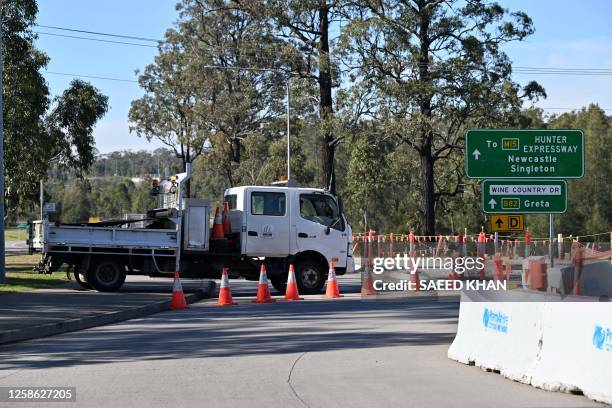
[466,129,584,179]
[550,214,555,267]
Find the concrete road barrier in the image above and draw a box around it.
[530,302,612,403]
[448,290,612,404]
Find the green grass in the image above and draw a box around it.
[0,254,68,293]
[5,228,27,242]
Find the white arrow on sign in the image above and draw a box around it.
[472,149,481,160]
[488,198,497,209]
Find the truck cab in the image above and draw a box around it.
[223,185,354,293]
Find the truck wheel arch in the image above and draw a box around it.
[291,251,329,294]
[292,250,328,271]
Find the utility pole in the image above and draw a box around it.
[40,180,44,219]
[0,3,5,284]
[286,79,291,180]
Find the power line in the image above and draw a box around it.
[34,25,612,77]
[35,31,158,48]
[35,24,159,43]
[515,66,612,72]
[44,71,138,83]
[538,107,612,111]
[41,71,612,112]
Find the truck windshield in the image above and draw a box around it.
[299,194,344,231]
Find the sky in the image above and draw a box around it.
[34,0,612,154]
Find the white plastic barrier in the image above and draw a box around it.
[448,290,612,404]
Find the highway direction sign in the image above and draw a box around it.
[489,214,525,232]
[482,180,567,214]
[466,129,584,178]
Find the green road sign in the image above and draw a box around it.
[482,179,567,214]
[466,129,584,178]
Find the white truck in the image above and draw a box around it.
[30,166,354,294]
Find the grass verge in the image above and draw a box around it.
[5,228,27,242]
[0,254,68,294]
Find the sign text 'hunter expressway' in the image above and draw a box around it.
[482,180,567,214]
[466,129,584,178]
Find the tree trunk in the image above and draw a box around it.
[318,1,335,193]
[419,143,435,236]
[230,137,240,163]
[417,6,434,235]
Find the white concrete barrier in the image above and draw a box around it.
[447,290,549,383]
[448,290,612,404]
[530,303,612,403]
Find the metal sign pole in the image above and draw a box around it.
[549,214,554,268]
[494,232,499,253]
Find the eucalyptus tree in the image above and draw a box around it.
[262,0,346,192]
[339,0,545,234]
[3,0,108,216]
[130,0,287,190]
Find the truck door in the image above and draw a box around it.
[295,193,348,268]
[245,190,290,257]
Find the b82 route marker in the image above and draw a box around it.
[466,129,584,179]
[482,180,567,214]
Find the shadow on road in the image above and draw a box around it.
[0,297,459,371]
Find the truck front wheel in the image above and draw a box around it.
[270,276,287,295]
[295,260,326,295]
[87,259,126,292]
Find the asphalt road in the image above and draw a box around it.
[0,275,601,408]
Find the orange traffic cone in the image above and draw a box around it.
[217,267,238,306]
[171,271,187,310]
[323,261,342,298]
[283,264,303,301]
[361,270,375,296]
[212,207,225,239]
[505,260,512,281]
[494,254,504,281]
[222,201,232,236]
[410,270,420,291]
[252,264,275,303]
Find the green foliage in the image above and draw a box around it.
[59,179,91,223]
[343,133,390,231]
[552,106,611,235]
[130,0,287,195]
[46,80,109,171]
[338,0,545,234]
[2,0,108,217]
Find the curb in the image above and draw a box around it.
[0,281,216,346]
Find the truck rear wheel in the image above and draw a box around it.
[86,259,126,292]
[296,260,326,295]
[74,266,92,289]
